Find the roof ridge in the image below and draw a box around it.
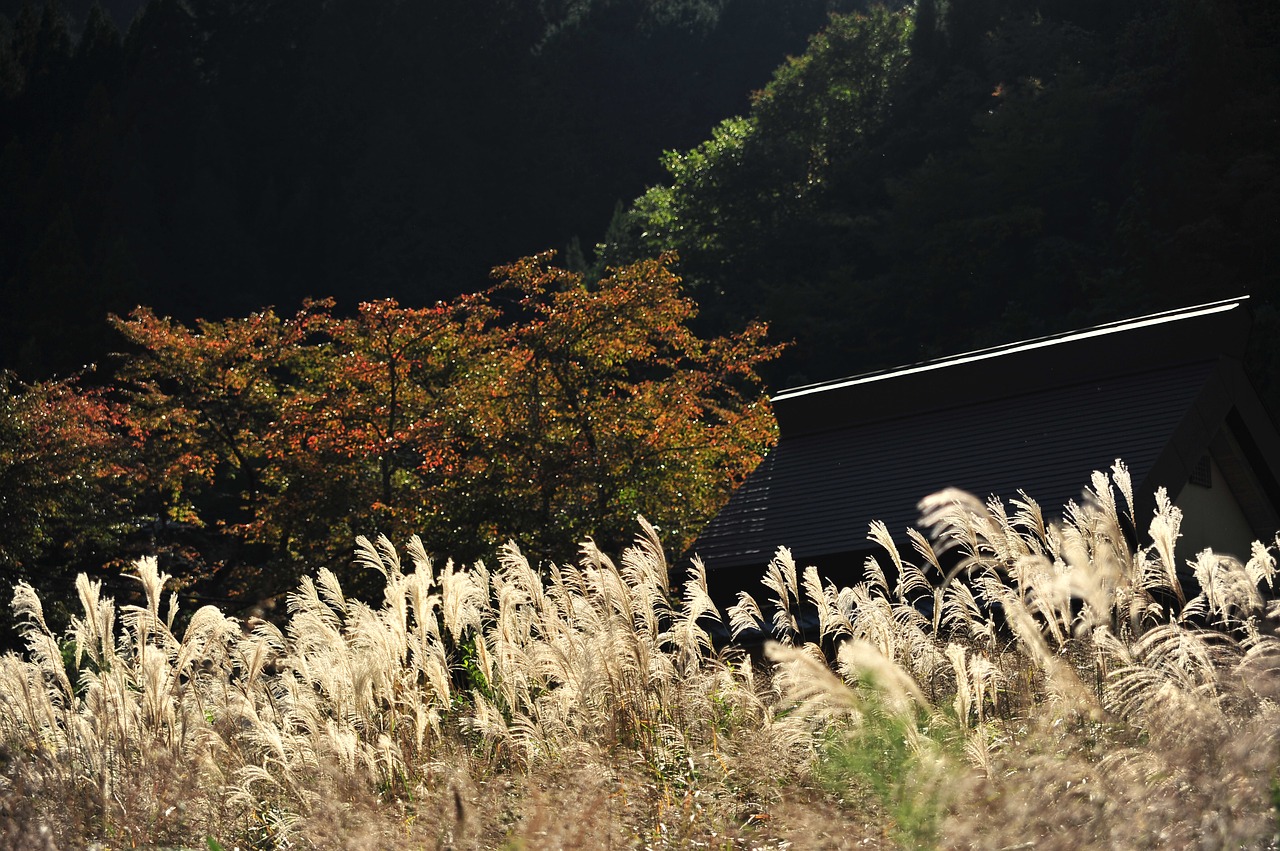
[774,296,1249,404]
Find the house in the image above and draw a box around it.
[693,297,1280,593]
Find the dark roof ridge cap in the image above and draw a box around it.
[773,296,1250,405]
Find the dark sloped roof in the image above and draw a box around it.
[695,297,1280,571]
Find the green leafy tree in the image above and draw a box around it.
[623,0,1280,388]
[628,6,915,384]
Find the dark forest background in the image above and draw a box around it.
[3,0,1278,389]
[1,0,893,380]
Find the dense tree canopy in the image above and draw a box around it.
[0,371,137,638]
[618,0,1280,390]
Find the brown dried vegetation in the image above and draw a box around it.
[1,462,1278,848]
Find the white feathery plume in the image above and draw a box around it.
[129,555,172,628]
[681,557,721,626]
[440,558,484,642]
[992,583,1101,717]
[12,581,75,703]
[670,557,721,673]
[288,575,342,634]
[1088,468,1118,530]
[847,584,899,661]
[836,639,928,716]
[174,604,237,680]
[868,521,906,598]
[500,541,553,626]
[919,488,1000,579]
[946,642,972,725]
[766,640,863,722]
[762,547,800,643]
[71,573,116,670]
[404,533,435,581]
[726,590,765,641]
[1009,491,1048,544]
[1107,623,1233,723]
[316,567,348,617]
[1111,459,1135,523]
[1189,551,1263,626]
[624,515,671,597]
[1246,539,1277,591]
[376,533,404,578]
[967,653,1004,725]
[240,618,285,685]
[1146,488,1186,605]
[904,528,946,634]
[802,565,838,641]
[861,554,889,596]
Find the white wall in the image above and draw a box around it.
[1175,455,1259,564]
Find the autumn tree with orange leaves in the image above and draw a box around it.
[101,253,779,602]
[460,253,780,560]
[108,301,333,595]
[0,372,137,638]
[261,296,492,581]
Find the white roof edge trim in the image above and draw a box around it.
[773,297,1247,403]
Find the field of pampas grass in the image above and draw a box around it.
[3,461,1280,849]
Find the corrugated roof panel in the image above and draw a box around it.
[695,362,1215,569]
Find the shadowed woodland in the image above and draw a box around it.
[2,0,1277,384]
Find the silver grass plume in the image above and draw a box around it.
[987,580,1101,717]
[618,518,673,636]
[1246,539,1278,592]
[1145,487,1186,605]
[1186,551,1264,628]
[726,590,766,642]
[939,579,996,647]
[835,639,928,716]
[801,565,838,642]
[12,582,74,704]
[766,641,864,722]
[623,515,671,597]
[70,573,116,671]
[670,556,721,674]
[761,547,801,644]
[918,487,1001,580]
[861,553,889,596]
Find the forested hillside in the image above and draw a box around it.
[619,0,1280,390]
[6,0,1274,386]
[0,0,890,378]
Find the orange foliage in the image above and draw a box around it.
[99,253,780,598]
